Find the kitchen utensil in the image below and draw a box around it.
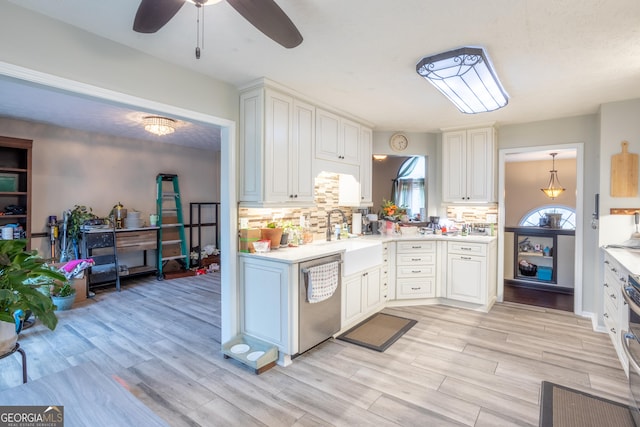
[611,141,638,197]
[632,212,640,240]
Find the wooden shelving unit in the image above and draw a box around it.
[0,136,32,248]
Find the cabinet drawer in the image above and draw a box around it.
[116,230,158,252]
[397,253,435,265]
[603,269,621,310]
[397,241,436,253]
[396,264,435,277]
[448,241,486,256]
[397,278,435,298]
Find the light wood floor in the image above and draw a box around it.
[0,273,629,426]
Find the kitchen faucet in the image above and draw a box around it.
[326,209,348,241]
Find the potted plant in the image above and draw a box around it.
[50,281,76,311]
[0,239,64,353]
[62,205,97,260]
[260,222,283,250]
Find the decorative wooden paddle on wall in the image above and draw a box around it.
[611,141,638,197]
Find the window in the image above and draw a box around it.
[393,156,426,219]
[519,206,576,230]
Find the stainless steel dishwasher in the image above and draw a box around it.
[298,253,342,355]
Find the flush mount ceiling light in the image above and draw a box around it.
[541,153,565,199]
[416,47,508,114]
[373,154,388,161]
[143,116,176,136]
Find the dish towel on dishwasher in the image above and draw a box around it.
[307,261,339,303]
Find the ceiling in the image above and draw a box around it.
[2,0,640,150]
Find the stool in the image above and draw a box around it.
[0,343,27,383]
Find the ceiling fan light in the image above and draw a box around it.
[416,47,508,114]
[143,116,176,136]
[186,0,223,6]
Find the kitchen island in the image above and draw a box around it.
[238,232,497,366]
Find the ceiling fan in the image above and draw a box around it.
[133,0,303,49]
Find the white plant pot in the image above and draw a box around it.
[0,320,18,354]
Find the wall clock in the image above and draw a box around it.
[389,133,409,152]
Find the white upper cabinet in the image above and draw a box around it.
[315,108,361,165]
[239,86,315,206]
[359,126,373,206]
[442,127,496,203]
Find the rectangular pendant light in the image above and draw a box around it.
[416,47,508,114]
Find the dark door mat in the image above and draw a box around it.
[539,381,634,427]
[337,312,417,352]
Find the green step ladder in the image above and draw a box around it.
[156,173,188,279]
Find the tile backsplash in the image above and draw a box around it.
[239,172,355,238]
[446,205,498,225]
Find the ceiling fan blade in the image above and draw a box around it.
[227,0,303,48]
[133,0,186,33]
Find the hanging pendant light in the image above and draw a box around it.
[541,153,565,199]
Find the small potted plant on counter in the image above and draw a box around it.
[260,222,283,250]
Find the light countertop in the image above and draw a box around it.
[603,246,640,276]
[239,233,497,264]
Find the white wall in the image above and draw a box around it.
[0,3,238,123]
[0,117,221,257]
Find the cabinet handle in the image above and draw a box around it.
[411,258,422,261]
[411,245,422,249]
[605,260,610,264]
[411,287,421,291]
[612,267,618,273]
[411,270,422,273]
[604,312,609,318]
[604,283,609,287]
[461,256,472,260]
[460,247,472,251]
[611,328,616,334]
[610,293,616,300]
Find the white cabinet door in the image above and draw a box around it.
[442,127,495,203]
[343,273,363,325]
[466,128,494,202]
[240,257,291,352]
[264,90,293,203]
[315,108,341,162]
[364,267,382,311]
[359,126,373,205]
[315,108,361,166]
[239,88,264,202]
[341,118,361,165]
[446,253,487,304]
[291,99,315,202]
[442,130,467,202]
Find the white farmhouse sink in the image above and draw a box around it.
[328,239,383,276]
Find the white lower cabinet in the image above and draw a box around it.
[342,266,382,327]
[395,241,437,299]
[602,249,630,374]
[445,240,497,309]
[239,256,294,354]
